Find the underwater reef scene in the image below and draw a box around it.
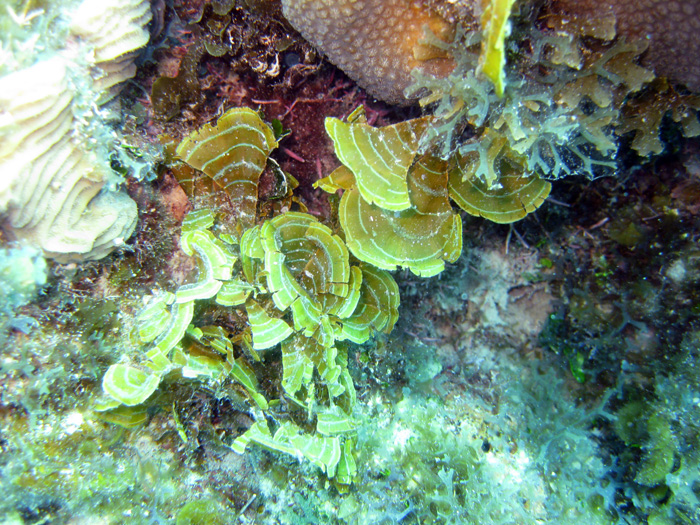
[2,0,700,523]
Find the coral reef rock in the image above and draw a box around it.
[283,0,700,106]
[281,0,467,104]
[0,57,137,261]
[69,0,153,102]
[550,0,700,91]
[0,0,152,261]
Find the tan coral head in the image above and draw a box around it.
[0,57,138,262]
[281,0,460,104]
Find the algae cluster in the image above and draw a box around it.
[98,108,412,489]
[317,106,549,277]
[407,0,700,191]
[2,1,700,524]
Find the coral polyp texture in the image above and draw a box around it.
[0,0,152,261]
[281,0,465,103]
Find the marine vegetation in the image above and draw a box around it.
[2,0,700,524]
[98,108,406,490]
[407,4,700,189]
[317,105,549,276]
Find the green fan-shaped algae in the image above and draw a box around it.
[175,107,277,227]
[448,146,551,224]
[337,160,462,277]
[325,112,433,211]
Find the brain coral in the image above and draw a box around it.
[281,0,470,103]
[0,56,138,261]
[555,0,700,92]
[69,0,154,102]
[0,0,151,261]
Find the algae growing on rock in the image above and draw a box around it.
[1,0,700,523]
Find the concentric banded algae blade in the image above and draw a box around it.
[102,364,160,406]
[323,265,363,319]
[337,156,463,277]
[228,356,269,410]
[448,148,551,224]
[239,224,264,283]
[357,265,399,332]
[232,419,344,477]
[281,333,344,398]
[316,411,356,435]
[181,228,237,279]
[170,165,232,225]
[136,293,173,343]
[172,326,230,380]
[181,326,268,409]
[313,164,356,193]
[338,265,399,343]
[169,162,205,199]
[181,208,215,232]
[176,226,240,303]
[245,299,293,350]
[324,114,433,211]
[175,107,277,227]
[175,345,228,380]
[289,293,323,337]
[94,405,149,428]
[299,222,350,297]
[264,248,307,312]
[144,300,195,372]
[216,278,254,306]
[195,325,233,354]
[265,212,349,281]
[261,212,351,310]
[335,439,357,485]
[175,234,224,303]
[272,422,343,477]
[280,334,315,397]
[287,430,342,477]
[231,420,297,456]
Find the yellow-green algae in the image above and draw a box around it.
[174,107,278,228]
[317,106,549,275]
[99,158,407,482]
[98,107,463,486]
[407,5,700,191]
[324,110,433,211]
[448,131,551,223]
[478,0,517,98]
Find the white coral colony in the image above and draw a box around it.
[70,0,153,101]
[0,0,152,261]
